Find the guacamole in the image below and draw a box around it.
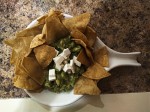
[44,36,86,93]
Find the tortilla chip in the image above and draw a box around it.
[22,57,45,85]
[14,60,41,90]
[13,36,34,57]
[48,9,64,21]
[15,36,34,56]
[73,39,86,48]
[4,37,16,47]
[37,14,48,24]
[48,9,62,17]
[45,15,69,44]
[9,50,17,65]
[77,49,91,67]
[73,39,94,63]
[33,45,56,68]
[42,24,46,35]
[84,26,97,47]
[4,36,34,65]
[63,13,91,33]
[58,14,65,22]
[30,34,46,48]
[74,76,101,95]
[94,47,109,67]
[82,62,110,80]
[71,29,90,46]
[16,24,44,37]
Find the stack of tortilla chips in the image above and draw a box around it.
[5,9,110,95]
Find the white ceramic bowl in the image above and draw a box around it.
[25,14,141,107]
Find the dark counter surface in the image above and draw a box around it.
[0,0,150,98]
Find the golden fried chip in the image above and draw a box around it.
[42,24,46,35]
[77,49,91,67]
[58,14,65,22]
[45,15,69,44]
[63,13,91,33]
[73,39,86,48]
[13,75,41,90]
[14,60,41,90]
[48,9,64,21]
[48,9,62,17]
[22,57,45,85]
[16,24,44,37]
[37,14,48,24]
[4,37,16,47]
[33,45,56,68]
[74,76,101,95]
[10,50,17,65]
[13,36,34,57]
[30,34,46,48]
[71,29,89,46]
[84,26,97,47]
[73,39,94,63]
[94,47,109,67]
[82,62,110,80]
[4,36,34,65]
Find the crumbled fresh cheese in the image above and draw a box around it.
[69,59,75,73]
[52,48,81,74]
[53,55,64,65]
[63,64,69,72]
[73,56,81,67]
[70,59,74,66]
[53,48,71,71]
[49,69,56,81]
[71,66,75,74]
[63,63,75,73]
[59,48,71,59]
[63,48,71,56]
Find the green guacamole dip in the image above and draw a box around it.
[44,36,86,93]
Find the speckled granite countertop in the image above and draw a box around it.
[0,0,150,98]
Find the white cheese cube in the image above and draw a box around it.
[49,69,56,81]
[70,59,74,66]
[63,63,75,73]
[71,66,75,73]
[59,48,71,59]
[63,48,71,56]
[63,64,69,72]
[73,56,81,67]
[69,60,75,73]
[59,52,67,59]
[53,55,64,65]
